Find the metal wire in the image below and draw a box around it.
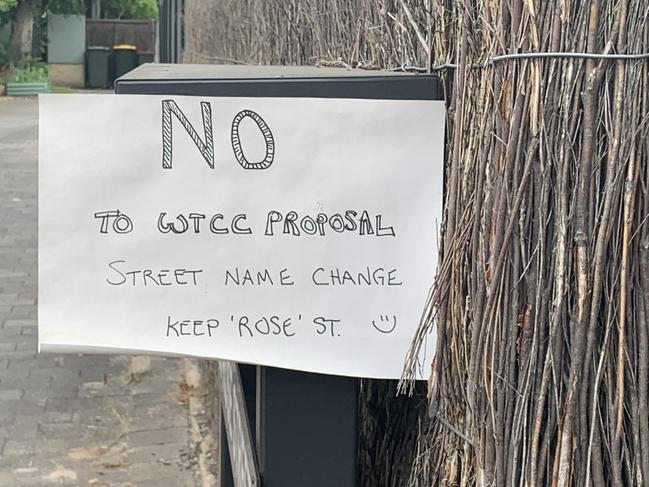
[393,50,649,72]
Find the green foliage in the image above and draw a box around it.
[12,61,47,81]
[0,0,17,15]
[0,0,17,25]
[50,84,75,93]
[47,0,84,15]
[101,0,158,19]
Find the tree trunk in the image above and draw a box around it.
[9,1,33,62]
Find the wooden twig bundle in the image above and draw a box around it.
[184,0,649,484]
[182,0,431,69]
[406,1,649,485]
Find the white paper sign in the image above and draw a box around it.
[38,94,443,379]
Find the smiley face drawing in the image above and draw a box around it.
[372,315,397,334]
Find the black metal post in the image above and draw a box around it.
[256,367,358,487]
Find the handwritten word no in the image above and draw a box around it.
[161,100,275,170]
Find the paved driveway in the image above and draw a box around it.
[0,97,203,486]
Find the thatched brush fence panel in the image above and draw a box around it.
[184,0,649,485]
[405,1,649,485]
[183,0,431,68]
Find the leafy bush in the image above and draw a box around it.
[0,0,17,15]
[47,0,84,15]
[0,0,17,26]
[12,62,47,82]
[101,0,158,19]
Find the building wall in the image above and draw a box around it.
[48,14,86,64]
[48,64,84,88]
[48,14,85,88]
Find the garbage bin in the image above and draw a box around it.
[138,51,154,65]
[112,44,138,82]
[86,46,110,88]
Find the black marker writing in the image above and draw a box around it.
[161,100,274,171]
[231,109,275,170]
[233,314,298,338]
[106,260,203,286]
[372,315,397,334]
[314,316,341,337]
[95,210,133,234]
[264,210,394,237]
[157,212,252,234]
[167,316,219,337]
[94,209,395,237]
[161,99,214,169]
[312,267,402,286]
[224,267,294,286]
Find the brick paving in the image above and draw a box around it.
[0,97,202,486]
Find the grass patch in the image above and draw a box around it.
[50,85,76,94]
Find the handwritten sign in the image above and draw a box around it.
[38,94,444,379]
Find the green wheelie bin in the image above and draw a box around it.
[112,44,139,82]
[86,46,110,88]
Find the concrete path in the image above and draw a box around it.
[0,97,205,486]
